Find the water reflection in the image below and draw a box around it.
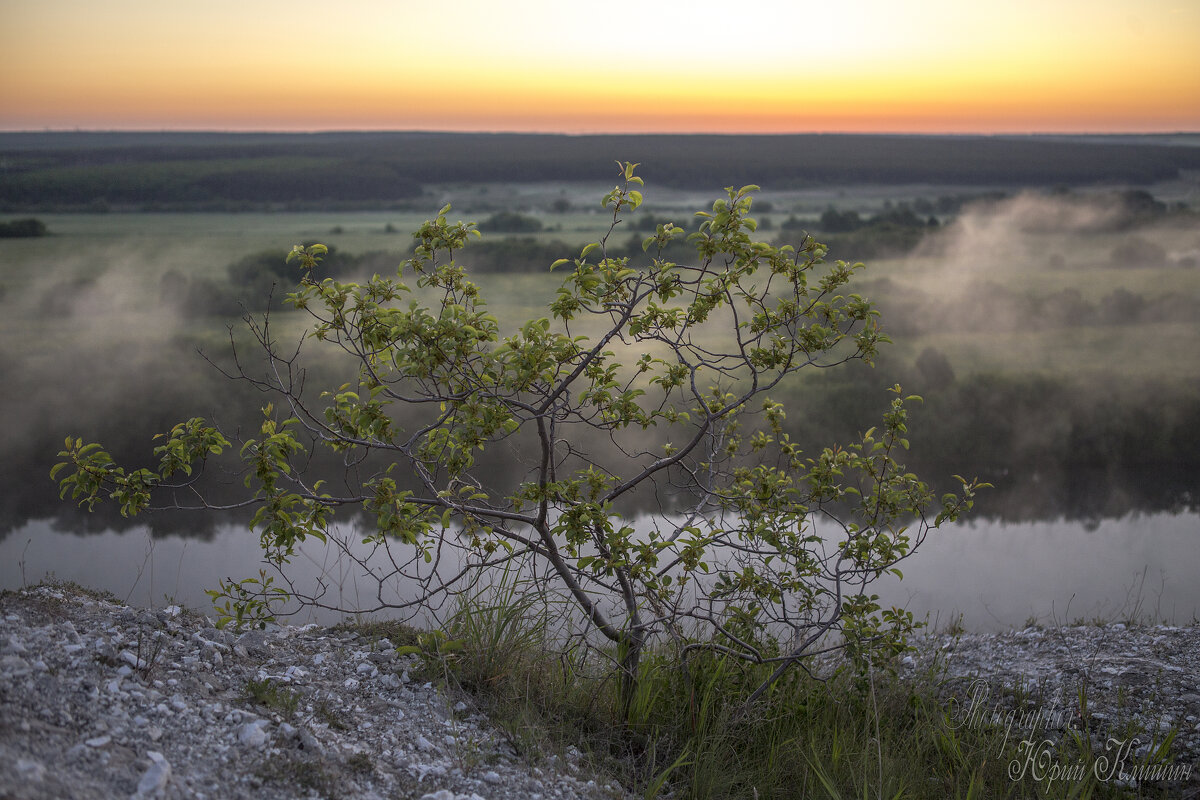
[3,511,1196,633]
[873,511,1200,631]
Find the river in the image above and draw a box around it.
[3,510,1197,632]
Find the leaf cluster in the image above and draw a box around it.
[52,163,981,701]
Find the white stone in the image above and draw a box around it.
[238,720,270,748]
[120,649,149,669]
[15,758,45,782]
[132,751,172,800]
[1,654,31,676]
[298,728,326,755]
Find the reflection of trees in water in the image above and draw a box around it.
[978,465,1196,525]
[23,403,1200,536]
[5,354,681,540]
[5,324,1198,540]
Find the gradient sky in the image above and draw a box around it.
[1,0,1198,134]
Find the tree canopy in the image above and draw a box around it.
[54,163,979,713]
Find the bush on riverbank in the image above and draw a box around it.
[0,217,48,237]
[381,578,1191,800]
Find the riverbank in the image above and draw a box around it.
[1,584,1196,799]
[908,622,1200,789]
[0,584,629,800]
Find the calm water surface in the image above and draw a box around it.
[2,512,1197,632]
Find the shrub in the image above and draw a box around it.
[0,217,48,237]
[477,210,543,233]
[53,163,978,718]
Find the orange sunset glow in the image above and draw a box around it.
[1,0,1198,133]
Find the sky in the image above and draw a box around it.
[1,0,1198,134]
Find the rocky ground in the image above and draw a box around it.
[1,583,1197,799]
[0,584,630,800]
[910,623,1200,795]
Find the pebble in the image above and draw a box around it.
[132,750,171,800]
[14,583,1196,798]
[16,758,46,782]
[2,584,633,800]
[238,719,271,748]
[898,622,1200,785]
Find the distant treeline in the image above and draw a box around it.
[138,239,583,317]
[0,155,421,211]
[781,357,1200,522]
[9,336,1197,538]
[3,132,1200,210]
[0,217,47,237]
[795,188,1195,260]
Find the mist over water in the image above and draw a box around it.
[2,192,1197,631]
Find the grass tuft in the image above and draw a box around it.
[242,678,300,716]
[391,575,1187,800]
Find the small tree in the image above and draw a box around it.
[54,163,979,713]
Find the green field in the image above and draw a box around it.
[5,200,1195,378]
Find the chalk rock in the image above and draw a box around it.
[238,719,270,748]
[131,750,171,800]
[15,758,45,782]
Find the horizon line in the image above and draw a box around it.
[3,127,1199,138]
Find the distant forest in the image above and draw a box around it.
[2,132,1199,211]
